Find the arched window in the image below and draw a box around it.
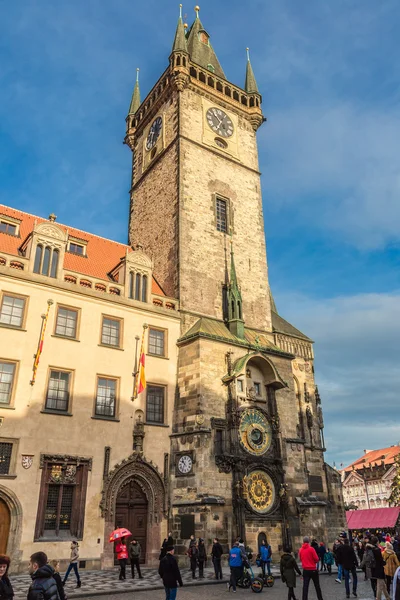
[129,272,134,299]
[141,275,148,303]
[50,249,59,278]
[33,245,43,274]
[42,247,51,276]
[135,273,141,301]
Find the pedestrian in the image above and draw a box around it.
[336,538,358,599]
[369,535,390,600]
[360,538,375,592]
[211,537,223,580]
[317,542,326,571]
[158,545,183,600]
[259,539,272,577]
[280,545,301,600]
[227,541,243,593]
[298,536,324,600]
[48,560,66,600]
[323,548,334,575]
[0,555,13,600]
[129,538,143,579]
[27,552,59,600]
[311,539,319,553]
[62,541,81,588]
[188,535,196,551]
[333,538,343,583]
[383,541,399,593]
[188,541,198,579]
[115,537,128,581]
[393,565,400,600]
[198,539,206,579]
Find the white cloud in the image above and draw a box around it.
[276,291,400,465]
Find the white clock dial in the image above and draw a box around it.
[178,455,193,474]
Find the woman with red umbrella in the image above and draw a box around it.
[109,528,132,581]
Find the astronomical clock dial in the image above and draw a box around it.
[206,107,234,138]
[239,408,272,456]
[146,116,163,150]
[244,470,275,514]
[177,454,193,475]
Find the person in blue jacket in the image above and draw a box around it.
[227,542,244,593]
[260,539,272,577]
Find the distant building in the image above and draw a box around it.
[342,446,400,509]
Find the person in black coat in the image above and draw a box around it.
[370,536,390,600]
[197,539,207,579]
[0,554,13,600]
[49,560,66,600]
[211,538,223,580]
[336,538,358,598]
[27,553,59,600]
[159,546,183,600]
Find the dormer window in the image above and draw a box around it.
[69,242,84,256]
[207,64,215,73]
[198,30,209,45]
[129,272,148,303]
[33,245,59,278]
[0,218,19,236]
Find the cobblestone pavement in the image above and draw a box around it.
[64,573,378,600]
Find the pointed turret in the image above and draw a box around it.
[245,48,259,94]
[227,242,245,339]
[186,6,226,78]
[172,4,187,53]
[128,68,141,116]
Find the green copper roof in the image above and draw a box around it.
[186,14,225,79]
[178,316,292,358]
[245,49,259,93]
[172,8,187,53]
[271,311,313,342]
[128,69,141,115]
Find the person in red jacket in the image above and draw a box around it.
[116,537,128,580]
[299,536,324,600]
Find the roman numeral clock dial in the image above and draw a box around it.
[146,116,163,151]
[206,107,234,138]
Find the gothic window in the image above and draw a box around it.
[35,456,91,540]
[146,385,165,424]
[215,429,224,455]
[101,316,122,348]
[135,273,141,301]
[33,245,60,278]
[0,294,26,328]
[0,360,17,405]
[45,370,71,412]
[55,306,79,339]
[216,197,228,232]
[0,442,13,474]
[129,272,148,303]
[95,376,118,418]
[148,327,166,357]
[142,275,148,302]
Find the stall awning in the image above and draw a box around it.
[346,507,400,530]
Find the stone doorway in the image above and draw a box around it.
[0,498,10,554]
[115,481,148,563]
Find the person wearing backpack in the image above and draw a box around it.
[370,535,390,600]
[259,539,272,577]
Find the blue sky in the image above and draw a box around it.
[1,0,399,466]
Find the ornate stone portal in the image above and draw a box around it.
[100,453,166,567]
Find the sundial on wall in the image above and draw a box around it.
[239,408,272,456]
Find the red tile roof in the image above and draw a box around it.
[343,445,400,473]
[0,205,165,296]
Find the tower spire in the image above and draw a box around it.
[172,4,188,53]
[227,240,245,339]
[245,47,259,94]
[186,5,226,78]
[128,68,141,115]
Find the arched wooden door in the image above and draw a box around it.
[0,499,10,554]
[115,481,148,563]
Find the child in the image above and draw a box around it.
[280,546,301,600]
[324,547,334,575]
[49,559,66,600]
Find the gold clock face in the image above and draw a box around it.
[239,409,271,456]
[245,470,275,514]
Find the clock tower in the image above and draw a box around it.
[125,6,345,559]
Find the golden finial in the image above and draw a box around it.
[195,5,200,17]
[184,22,188,29]
[246,47,250,61]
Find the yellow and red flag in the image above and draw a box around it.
[30,300,53,386]
[134,325,147,399]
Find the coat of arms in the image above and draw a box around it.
[21,455,34,469]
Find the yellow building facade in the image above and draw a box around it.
[0,207,180,572]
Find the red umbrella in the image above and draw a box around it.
[109,527,132,543]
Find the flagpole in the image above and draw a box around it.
[30,299,53,386]
[131,335,140,402]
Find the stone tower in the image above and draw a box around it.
[125,6,345,558]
